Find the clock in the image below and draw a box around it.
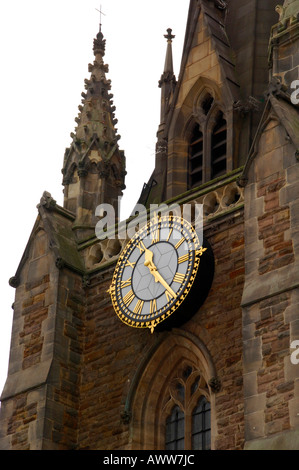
[108,214,214,333]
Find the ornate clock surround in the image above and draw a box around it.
[108,214,214,333]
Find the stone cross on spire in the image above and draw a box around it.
[162,28,175,75]
[164,28,175,42]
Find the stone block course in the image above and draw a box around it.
[74,210,245,450]
[242,285,298,447]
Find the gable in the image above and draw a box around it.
[10,192,84,289]
[173,0,239,119]
[239,93,299,186]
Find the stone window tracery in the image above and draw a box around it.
[162,364,211,450]
[188,92,227,189]
[130,333,218,450]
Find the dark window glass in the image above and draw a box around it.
[202,94,214,115]
[176,382,185,402]
[191,397,211,450]
[165,406,185,450]
[183,366,193,380]
[191,376,200,395]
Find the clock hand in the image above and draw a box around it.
[144,247,177,299]
[144,247,154,267]
[150,269,177,299]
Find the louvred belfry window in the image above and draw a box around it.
[188,100,228,190]
[211,112,227,179]
[189,124,203,189]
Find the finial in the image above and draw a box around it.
[93,6,106,57]
[275,0,299,22]
[164,28,175,42]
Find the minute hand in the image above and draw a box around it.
[150,268,177,299]
[144,247,177,299]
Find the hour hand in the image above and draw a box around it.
[144,247,154,267]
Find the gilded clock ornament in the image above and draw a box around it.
[108,214,214,333]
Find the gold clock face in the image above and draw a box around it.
[108,215,207,333]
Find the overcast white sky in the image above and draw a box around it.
[0,0,189,396]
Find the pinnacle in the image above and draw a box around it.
[62,25,126,224]
[69,30,120,154]
[159,28,176,87]
[93,29,106,57]
[276,0,299,21]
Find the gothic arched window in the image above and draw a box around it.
[187,92,228,189]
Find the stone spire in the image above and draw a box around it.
[65,28,122,170]
[62,26,126,239]
[158,28,177,129]
[150,29,177,209]
[163,28,175,75]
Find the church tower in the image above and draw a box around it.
[240,0,299,449]
[0,25,126,450]
[1,0,299,451]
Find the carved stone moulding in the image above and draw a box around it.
[85,237,125,270]
[209,376,222,393]
[194,181,244,220]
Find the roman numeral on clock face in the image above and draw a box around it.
[133,299,144,315]
[178,253,189,264]
[166,227,173,242]
[175,237,185,250]
[125,260,136,269]
[151,226,160,244]
[136,240,146,254]
[121,277,132,289]
[123,289,135,306]
[173,272,185,284]
[150,298,157,315]
[151,213,160,244]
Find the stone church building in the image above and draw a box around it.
[1,0,299,450]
